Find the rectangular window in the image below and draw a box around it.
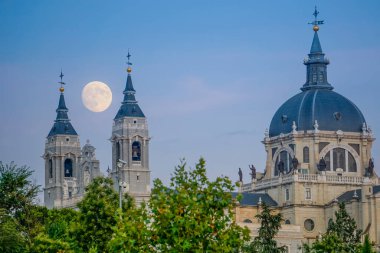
[305,188,311,200]
[285,188,290,201]
[69,192,72,198]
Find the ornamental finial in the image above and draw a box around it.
[308,6,324,32]
[127,49,132,73]
[58,69,65,93]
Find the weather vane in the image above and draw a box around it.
[127,49,133,73]
[127,49,132,66]
[58,69,65,92]
[308,6,324,31]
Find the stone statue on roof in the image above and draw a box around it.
[238,167,243,182]
[249,164,256,180]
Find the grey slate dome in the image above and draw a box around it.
[269,29,366,137]
[269,89,366,137]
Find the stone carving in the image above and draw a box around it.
[249,165,256,180]
[278,160,285,174]
[318,157,327,171]
[292,121,297,134]
[238,167,243,182]
[366,158,374,177]
[362,122,368,135]
[264,128,269,139]
[314,120,319,133]
[84,169,90,187]
[292,156,299,170]
[63,180,69,198]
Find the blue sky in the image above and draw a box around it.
[1,1,380,202]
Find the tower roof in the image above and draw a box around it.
[310,31,322,54]
[114,52,145,119]
[47,71,78,137]
[268,8,366,137]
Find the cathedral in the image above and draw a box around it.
[235,8,380,252]
[43,61,150,208]
[42,7,380,252]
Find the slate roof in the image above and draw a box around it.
[269,30,366,137]
[114,74,145,119]
[335,185,380,203]
[269,89,366,137]
[48,93,77,137]
[231,192,278,207]
[336,189,362,202]
[310,31,322,54]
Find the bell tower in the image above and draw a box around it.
[43,71,81,208]
[111,52,151,204]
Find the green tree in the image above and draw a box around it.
[303,232,345,253]
[245,202,285,253]
[0,161,40,215]
[0,161,45,250]
[70,176,125,253]
[327,202,362,251]
[0,208,27,253]
[149,158,250,252]
[107,202,152,252]
[29,208,79,253]
[303,202,362,253]
[361,235,375,253]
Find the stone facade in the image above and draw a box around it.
[43,83,101,208]
[111,116,151,204]
[237,10,380,251]
[43,67,151,208]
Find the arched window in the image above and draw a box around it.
[243,219,253,223]
[323,148,357,172]
[116,142,121,161]
[274,150,292,176]
[285,219,291,224]
[303,147,310,163]
[64,159,73,177]
[132,141,141,161]
[49,159,53,179]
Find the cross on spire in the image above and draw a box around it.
[127,49,132,66]
[58,69,66,92]
[308,6,324,30]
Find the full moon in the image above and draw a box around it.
[82,81,112,112]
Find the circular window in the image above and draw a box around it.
[304,219,315,231]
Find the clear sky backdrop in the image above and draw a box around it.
[1,0,380,203]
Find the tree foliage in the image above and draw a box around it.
[245,202,285,253]
[149,158,250,252]
[0,161,44,251]
[0,208,27,253]
[303,202,363,253]
[107,202,152,252]
[70,177,122,252]
[0,161,40,215]
[30,208,79,253]
[327,202,362,250]
[361,235,375,253]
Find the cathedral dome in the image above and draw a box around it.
[269,89,366,137]
[269,24,366,137]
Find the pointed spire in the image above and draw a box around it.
[114,51,145,120]
[310,32,322,54]
[47,71,77,137]
[123,50,137,103]
[301,7,333,91]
